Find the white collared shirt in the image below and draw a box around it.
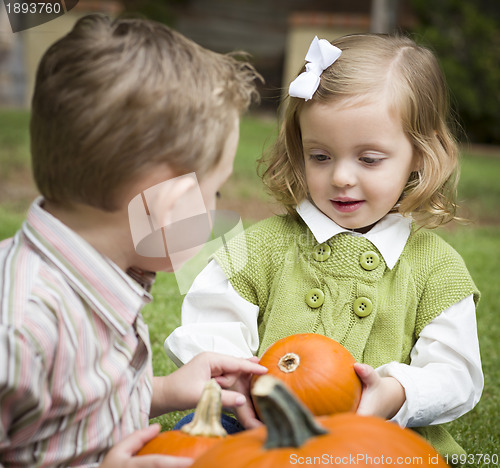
[165,200,483,427]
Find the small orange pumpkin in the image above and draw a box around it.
[193,376,449,468]
[252,333,362,416]
[137,379,227,458]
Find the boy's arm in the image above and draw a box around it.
[356,295,483,425]
[164,260,259,366]
[0,324,47,457]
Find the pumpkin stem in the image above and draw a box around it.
[252,375,328,449]
[181,379,228,437]
[278,352,300,373]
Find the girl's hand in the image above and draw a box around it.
[354,363,406,420]
[99,424,192,467]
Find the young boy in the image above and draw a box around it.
[0,14,265,467]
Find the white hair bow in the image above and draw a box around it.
[288,36,342,101]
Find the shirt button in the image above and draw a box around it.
[305,288,325,308]
[359,251,380,271]
[353,297,373,317]
[312,243,331,262]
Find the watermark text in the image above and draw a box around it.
[289,453,443,465]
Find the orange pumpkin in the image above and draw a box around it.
[193,376,449,468]
[137,379,227,458]
[252,333,362,416]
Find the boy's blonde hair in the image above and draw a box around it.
[31,14,260,210]
[261,33,460,229]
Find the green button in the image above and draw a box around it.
[353,297,373,317]
[359,251,380,271]
[312,243,331,262]
[305,288,325,308]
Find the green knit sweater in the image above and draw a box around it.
[213,214,479,459]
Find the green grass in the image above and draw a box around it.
[0,108,499,464]
[234,114,277,180]
[221,113,277,202]
[436,227,500,465]
[0,109,31,176]
[142,272,192,429]
[458,154,500,223]
[0,206,27,240]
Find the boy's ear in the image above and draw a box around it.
[150,173,200,228]
[128,173,207,258]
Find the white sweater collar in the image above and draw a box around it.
[296,199,411,270]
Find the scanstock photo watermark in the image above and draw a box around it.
[290,453,442,465]
[3,0,79,33]
[289,452,500,465]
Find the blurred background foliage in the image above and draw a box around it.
[120,0,185,26]
[410,0,500,144]
[1,0,499,145]
[118,0,500,145]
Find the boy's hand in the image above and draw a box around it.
[99,424,192,467]
[354,363,406,420]
[151,352,267,418]
[219,358,263,429]
[197,354,266,429]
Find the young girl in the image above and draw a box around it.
[165,34,483,458]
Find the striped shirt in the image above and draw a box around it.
[0,198,154,467]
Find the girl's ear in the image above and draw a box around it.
[411,148,424,173]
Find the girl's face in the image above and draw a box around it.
[300,98,418,233]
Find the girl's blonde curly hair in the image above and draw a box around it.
[260,33,461,229]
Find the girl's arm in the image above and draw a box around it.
[358,295,483,426]
[164,260,259,366]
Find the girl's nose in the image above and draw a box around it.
[330,160,356,188]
